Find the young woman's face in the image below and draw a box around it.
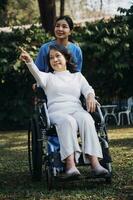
[49,49,67,72]
[54,19,71,40]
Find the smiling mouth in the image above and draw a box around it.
[53,62,61,66]
[56,32,64,35]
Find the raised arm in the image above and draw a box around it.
[19,48,49,88]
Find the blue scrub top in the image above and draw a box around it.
[35,40,83,72]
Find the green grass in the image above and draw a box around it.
[0,127,133,200]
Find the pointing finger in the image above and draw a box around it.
[19,47,26,53]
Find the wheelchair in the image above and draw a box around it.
[28,88,112,190]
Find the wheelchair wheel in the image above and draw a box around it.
[104,162,112,174]
[99,127,112,177]
[28,114,43,181]
[105,176,112,184]
[103,162,112,183]
[45,163,54,190]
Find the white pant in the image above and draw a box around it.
[49,110,103,163]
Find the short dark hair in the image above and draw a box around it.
[47,44,77,73]
[55,15,74,30]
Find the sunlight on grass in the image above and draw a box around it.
[0,139,7,145]
[0,127,133,200]
[108,127,133,139]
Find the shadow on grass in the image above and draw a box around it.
[0,170,112,194]
[0,168,131,200]
[110,137,133,149]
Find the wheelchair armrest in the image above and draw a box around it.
[33,84,47,102]
[96,105,105,124]
[32,85,48,110]
[80,95,104,124]
[90,105,105,126]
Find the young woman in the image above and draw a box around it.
[20,44,109,177]
[35,15,82,72]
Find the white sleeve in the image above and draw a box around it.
[80,73,95,98]
[26,61,49,88]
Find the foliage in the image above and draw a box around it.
[0,128,132,199]
[0,0,39,26]
[0,0,8,26]
[73,6,133,102]
[0,25,50,129]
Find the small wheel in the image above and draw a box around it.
[105,162,112,174]
[105,176,112,184]
[102,162,112,184]
[45,164,54,190]
[28,114,43,181]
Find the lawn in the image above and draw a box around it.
[0,127,133,200]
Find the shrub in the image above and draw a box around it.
[0,25,50,129]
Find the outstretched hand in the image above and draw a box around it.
[19,47,32,63]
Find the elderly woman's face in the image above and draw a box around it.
[49,49,67,72]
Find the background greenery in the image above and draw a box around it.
[0,6,133,130]
[0,0,39,27]
[75,6,133,101]
[0,26,50,129]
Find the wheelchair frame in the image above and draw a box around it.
[28,89,112,190]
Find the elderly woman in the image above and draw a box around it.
[20,44,109,177]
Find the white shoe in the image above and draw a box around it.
[66,167,81,177]
[91,165,109,176]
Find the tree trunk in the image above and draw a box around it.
[60,0,65,16]
[37,0,56,34]
[100,0,103,10]
[0,0,8,26]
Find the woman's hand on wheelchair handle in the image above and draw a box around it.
[32,83,37,91]
[86,94,98,113]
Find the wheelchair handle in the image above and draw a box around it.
[97,105,105,124]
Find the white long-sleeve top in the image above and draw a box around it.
[26,61,95,114]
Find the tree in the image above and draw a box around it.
[100,0,103,10]
[0,0,8,26]
[37,0,56,34]
[60,0,65,16]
